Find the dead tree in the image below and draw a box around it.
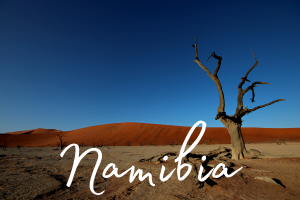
[192,38,285,160]
[57,134,66,150]
[1,140,8,151]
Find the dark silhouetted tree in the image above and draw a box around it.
[57,134,66,150]
[192,38,285,160]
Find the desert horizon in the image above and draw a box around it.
[1,122,300,199]
[1,122,300,148]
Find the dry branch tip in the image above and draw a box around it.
[251,50,258,63]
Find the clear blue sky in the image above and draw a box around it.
[0,0,299,132]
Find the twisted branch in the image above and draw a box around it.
[192,38,226,119]
[192,38,213,78]
[238,50,258,88]
[243,82,270,103]
[243,82,270,95]
[193,41,284,120]
[240,99,285,117]
[207,52,222,77]
[235,51,259,115]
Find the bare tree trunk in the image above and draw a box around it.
[221,119,247,160]
[58,135,65,150]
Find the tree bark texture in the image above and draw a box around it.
[220,118,247,160]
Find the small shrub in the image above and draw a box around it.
[275,135,289,145]
[170,139,174,147]
[125,141,131,146]
[281,135,289,145]
[1,140,8,151]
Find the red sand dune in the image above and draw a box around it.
[0,122,299,147]
[6,128,62,135]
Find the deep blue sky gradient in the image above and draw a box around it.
[1,0,299,132]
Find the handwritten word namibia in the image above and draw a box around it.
[61,121,243,195]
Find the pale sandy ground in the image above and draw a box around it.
[0,143,300,199]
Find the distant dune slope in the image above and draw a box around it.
[6,128,62,135]
[1,122,299,147]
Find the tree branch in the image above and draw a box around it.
[192,38,213,78]
[192,38,199,60]
[192,38,226,118]
[240,99,285,117]
[250,87,255,102]
[235,80,272,116]
[243,81,270,95]
[207,52,222,77]
[239,50,259,88]
[235,51,259,116]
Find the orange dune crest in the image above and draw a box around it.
[1,122,299,147]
